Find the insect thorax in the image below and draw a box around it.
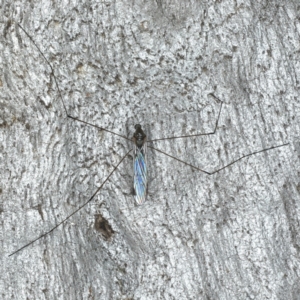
[133,124,146,148]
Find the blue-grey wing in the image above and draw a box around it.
[133,144,147,205]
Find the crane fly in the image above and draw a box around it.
[132,124,147,205]
[9,23,289,256]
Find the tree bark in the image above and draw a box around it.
[1,1,300,299]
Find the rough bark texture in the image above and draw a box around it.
[1,1,300,299]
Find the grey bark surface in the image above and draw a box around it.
[1,1,300,299]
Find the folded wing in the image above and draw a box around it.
[133,144,147,205]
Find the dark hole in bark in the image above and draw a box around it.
[94,214,115,240]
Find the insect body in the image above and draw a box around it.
[132,124,147,205]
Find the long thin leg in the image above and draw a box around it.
[68,116,132,141]
[148,94,223,142]
[9,149,132,257]
[18,23,131,142]
[149,143,289,175]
